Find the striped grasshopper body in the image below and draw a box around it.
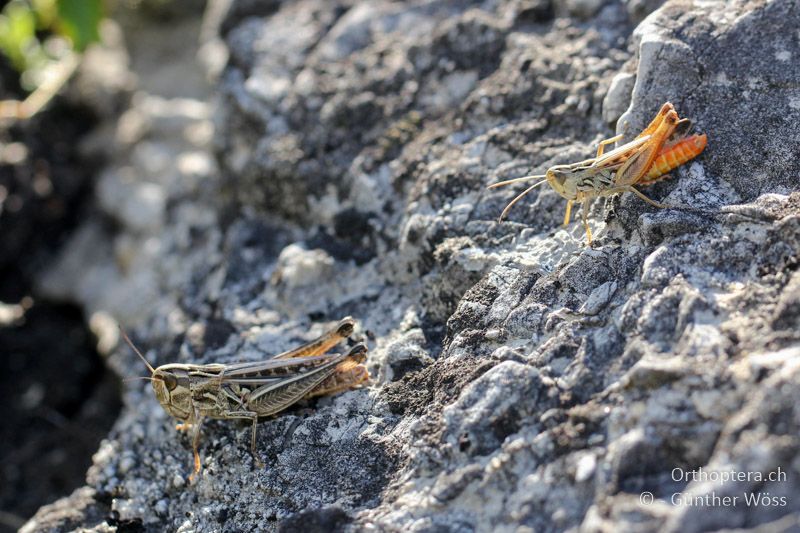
[490,102,707,245]
[121,317,369,476]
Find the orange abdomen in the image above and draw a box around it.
[641,133,707,184]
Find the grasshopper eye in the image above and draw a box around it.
[547,169,567,188]
[162,373,178,391]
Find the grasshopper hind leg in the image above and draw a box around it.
[305,343,370,399]
[272,317,355,360]
[620,185,671,209]
[305,364,369,399]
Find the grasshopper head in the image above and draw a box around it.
[546,165,578,199]
[152,366,193,420]
[118,325,194,421]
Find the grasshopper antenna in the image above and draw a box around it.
[497,178,549,220]
[488,174,547,189]
[118,324,156,374]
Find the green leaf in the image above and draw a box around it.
[55,0,101,51]
[0,2,38,70]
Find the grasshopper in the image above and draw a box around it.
[121,317,369,477]
[489,102,708,245]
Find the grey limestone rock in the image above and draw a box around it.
[23,0,800,531]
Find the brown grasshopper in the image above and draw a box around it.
[121,317,369,477]
[489,102,707,245]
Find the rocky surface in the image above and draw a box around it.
[22,0,800,531]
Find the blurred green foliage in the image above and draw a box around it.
[56,0,102,51]
[0,0,102,90]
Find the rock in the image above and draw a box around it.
[618,0,800,202]
[97,168,167,232]
[603,71,636,125]
[19,488,114,533]
[272,243,335,289]
[24,0,800,531]
[565,0,608,19]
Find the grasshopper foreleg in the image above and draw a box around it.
[563,200,574,226]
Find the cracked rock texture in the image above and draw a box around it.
[23,0,800,531]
